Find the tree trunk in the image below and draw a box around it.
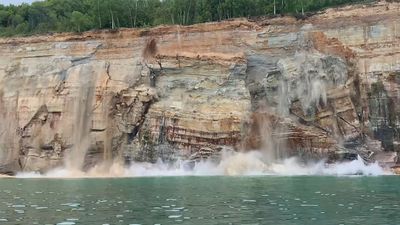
[134,0,138,27]
[218,0,222,21]
[97,0,102,28]
[186,0,191,25]
[110,9,115,29]
[129,2,134,28]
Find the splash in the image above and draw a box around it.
[16,150,390,178]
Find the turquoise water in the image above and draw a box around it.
[0,176,399,225]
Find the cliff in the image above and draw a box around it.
[0,1,399,174]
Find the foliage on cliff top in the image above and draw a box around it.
[0,0,375,37]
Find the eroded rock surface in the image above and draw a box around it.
[1,2,400,173]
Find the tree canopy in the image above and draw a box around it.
[0,0,374,37]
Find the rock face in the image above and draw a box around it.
[1,2,400,173]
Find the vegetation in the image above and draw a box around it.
[0,0,374,37]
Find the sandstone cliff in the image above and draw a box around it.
[0,2,399,174]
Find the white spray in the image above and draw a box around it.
[16,150,389,178]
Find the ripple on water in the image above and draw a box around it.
[57,222,75,225]
[300,204,318,207]
[71,208,85,211]
[168,215,182,219]
[165,209,180,212]
[14,210,24,214]
[61,203,80,207]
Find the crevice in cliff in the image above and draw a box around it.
[106,86,157,164]
[127,101,152,144]
[105,61,111,86]
[289,108,332,135]
[70,43,103,66]
[20,105,48,134]
[337,114,362,136]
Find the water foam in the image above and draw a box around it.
[15,151,390,178]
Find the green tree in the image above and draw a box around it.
[70,11,91,32]
[0,0,375,37]
[0,9,11,27]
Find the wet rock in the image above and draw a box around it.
[373,151,398,168]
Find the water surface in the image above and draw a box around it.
[0,176,399,224]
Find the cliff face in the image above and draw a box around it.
[0,2,399,173]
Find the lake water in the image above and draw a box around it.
[0,176,399,225]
